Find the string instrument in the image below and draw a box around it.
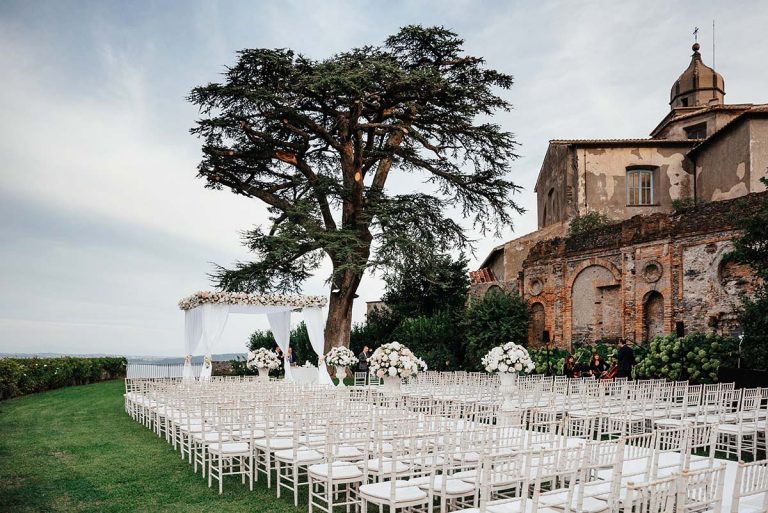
[601,365,618,380]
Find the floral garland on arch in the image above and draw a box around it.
[178,291,327,311]
[482,342,535,374]
[246,348,282,370]
[368,341,426,379]
[325,347,359,368]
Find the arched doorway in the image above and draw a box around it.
[571,264,622,344]
[644,291,665,341]
[529,302,545,347]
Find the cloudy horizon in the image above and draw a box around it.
[1,0,766,357]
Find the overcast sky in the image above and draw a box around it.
[1,0,766,357]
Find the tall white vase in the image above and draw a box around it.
[335,366,347,387]
[257,368,270,382]
[382,375,401,393]
[499,372,518,411]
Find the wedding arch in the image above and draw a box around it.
[179,291,332,384]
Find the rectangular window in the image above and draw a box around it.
[685,123,707,139]
[627,168,654,206]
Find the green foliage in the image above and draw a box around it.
[391,311,465,371]
[737,289,768,370]
[381,253,470,320]
[239,322,317,376]
[0,357,127,400]
[462,290,531,370]
[349,308,400,356]
[247,321,316,366]
[525,341,616,375]
[634,333,738,383]
[568,211,613,237]
[190,25,521,302]
[671,197,699,213]
[732,177,768,370]
[349,253,470,364]
[527,347,569,374]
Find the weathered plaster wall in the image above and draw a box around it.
[537,144,575,228]
[750,119,768,192]
[656,110,744,139]
[696,121,752,201]
[576,145,693,220]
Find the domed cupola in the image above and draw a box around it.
[670,43,725,109]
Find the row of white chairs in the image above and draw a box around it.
[124,374,768,512]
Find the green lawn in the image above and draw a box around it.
[0,380,301,513]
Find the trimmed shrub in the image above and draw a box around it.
[0,356,127,400]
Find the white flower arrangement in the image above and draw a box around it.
[368,341,423,379]
[178,291,327,311]
[203,355,212,368]
[246,348,282,370]
[482,342,536,374]
[325,346,359,368]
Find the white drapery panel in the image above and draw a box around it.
[183,308,203,380]
[304,306,332,385]
[267,310,293,381]
[199,303,230,379]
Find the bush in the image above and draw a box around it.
[247,321,317,367]
[0,356,127,401]
[671,197,699,214]
[349,308,400,356]
[568,211,613,236]
[391,311,464,371]
[463,290,530,370]
[634,333,737,383]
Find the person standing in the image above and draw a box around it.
[616,339,636,379]
[286,346,298,366]
[358,346,370,372]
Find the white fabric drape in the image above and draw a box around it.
[267,311,293,381]
[199,303,230,379]
[183,308,203,380]
[304,306,332,385]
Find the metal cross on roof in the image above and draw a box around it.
[693,26,699,43]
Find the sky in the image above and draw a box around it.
[1,0,766,357]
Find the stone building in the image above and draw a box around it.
[471,44,767,349]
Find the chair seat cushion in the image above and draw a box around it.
[309,461,364,481]
[208,441,250,454]
[253,437,293,450]
[274,448,323,463]
[332,445,364,459]
[409,475,475,495]
[453,469,521,487]
[359,481,427,503]
[193,432,230,442]
[361,457,409,474]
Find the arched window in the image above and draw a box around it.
[644,291,665,340]
[529,302,546,347]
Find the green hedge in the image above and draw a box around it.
[0,357,127,400]
[634,333,737,384]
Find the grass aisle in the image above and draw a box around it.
[0,380,302,513]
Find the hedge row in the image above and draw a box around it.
[0,357,127,400]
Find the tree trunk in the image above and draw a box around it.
[323,268,364,353]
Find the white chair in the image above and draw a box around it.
[676,463,726,513]
[624,474,678,513]
[730,458,768,513]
